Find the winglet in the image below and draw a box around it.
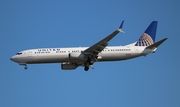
[119,20,124,29]
[118,20,125,33]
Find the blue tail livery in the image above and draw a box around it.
[135,21,158,46]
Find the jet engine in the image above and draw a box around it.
[61,63,77,70]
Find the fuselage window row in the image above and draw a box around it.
[103,49,131,51]
[35,51,50,54]
[34,49,131,54]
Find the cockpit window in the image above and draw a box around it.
[16,53,22,55]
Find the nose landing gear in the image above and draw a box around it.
[24,65,28,70]
[19,63,28,70]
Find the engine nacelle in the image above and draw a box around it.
[61,63,77,70]
[69,52,85,60]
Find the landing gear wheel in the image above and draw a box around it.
[24,66,28,70]
[84,66,89,71]
[89,61,93,65]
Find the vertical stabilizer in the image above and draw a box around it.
[135,21,158,46]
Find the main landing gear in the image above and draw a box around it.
[84,66,89,71]
[83,56,94,71]
[84,58,94,71]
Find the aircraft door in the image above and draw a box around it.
[27,51,33,61]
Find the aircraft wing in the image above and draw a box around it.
[83,21,124,55]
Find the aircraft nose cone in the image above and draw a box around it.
[10,56,17,62]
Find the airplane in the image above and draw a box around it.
[10,21,167,71]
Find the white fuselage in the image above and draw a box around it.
[10,46,154,64]
[10,21,166,71]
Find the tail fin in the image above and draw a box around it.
[135,21,158,46]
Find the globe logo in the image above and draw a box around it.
[135,33,154,46]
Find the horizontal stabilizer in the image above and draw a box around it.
[146,38,168,49]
